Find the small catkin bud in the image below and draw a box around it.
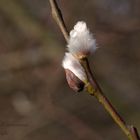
[67,21,97,59]
[65,69,85,92]
[62,53,87,92]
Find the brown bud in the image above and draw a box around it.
[65,69,85,92]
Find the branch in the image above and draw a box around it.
[49,0,140,140]
[81,58,140,140]
[49,0,69,42]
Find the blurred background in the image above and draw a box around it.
[0,0,140,140]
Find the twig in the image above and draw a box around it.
[81,58,140,140]
[49,0,140,140]
[49,0,69,42]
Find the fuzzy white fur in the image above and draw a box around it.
[62,53,87,82]
[67,21,96,57]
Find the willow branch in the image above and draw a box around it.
[81,58,140,140]
[49,0,69,42]
[49,0,140,140]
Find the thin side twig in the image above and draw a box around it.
[49,0,140,140]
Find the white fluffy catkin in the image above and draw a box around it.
[67,21,96,57]
[62,53,87,82]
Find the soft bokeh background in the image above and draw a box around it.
[0,0,140,140]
